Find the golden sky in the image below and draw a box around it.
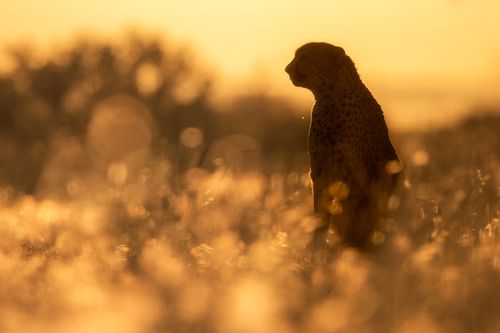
[1,0,500,129]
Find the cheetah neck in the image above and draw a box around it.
[314,61,362,105]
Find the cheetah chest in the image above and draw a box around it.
[307,103,351,177]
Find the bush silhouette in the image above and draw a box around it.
[0,32,307,193]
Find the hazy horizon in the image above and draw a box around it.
[1,0,500,129]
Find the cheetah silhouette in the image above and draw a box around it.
[285,42,401,263]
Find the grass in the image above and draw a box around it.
[0,114,498,333]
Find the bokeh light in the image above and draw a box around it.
[0,24,498,333]
[87,95,153,180]
[180,127,204,149]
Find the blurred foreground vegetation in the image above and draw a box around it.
[0,32,499,333]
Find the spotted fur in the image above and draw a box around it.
[285,42,401,260]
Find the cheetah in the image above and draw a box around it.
[285,42,401,263]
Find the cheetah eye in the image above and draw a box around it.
[299,54,311,63]
[297,56,314,75]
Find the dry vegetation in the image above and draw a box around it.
[0,33,499,332]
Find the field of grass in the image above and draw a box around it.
[0,111,498,333]
[0,35,498,332]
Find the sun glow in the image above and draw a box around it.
[1,0,500,128]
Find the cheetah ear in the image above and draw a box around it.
[331,47,346,64]
[324,47,347,73]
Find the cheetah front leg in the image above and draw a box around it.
[311,181,341,266]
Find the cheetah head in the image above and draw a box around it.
[285,42,347,95]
